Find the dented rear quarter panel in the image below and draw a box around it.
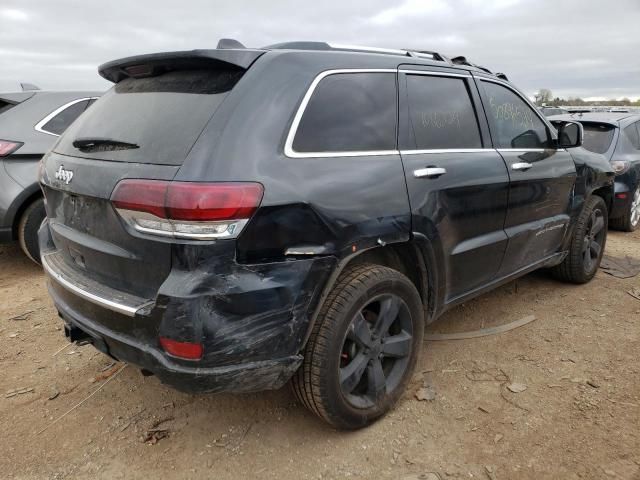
[560,147,614,251]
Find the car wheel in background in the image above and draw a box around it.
[292,264,424,429]
[18,197,46,265]
[551,195,608,284]
[609,185,640,232]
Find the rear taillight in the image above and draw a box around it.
[111,180,263,240]
[611,161,631,176]
[0,140,23,157]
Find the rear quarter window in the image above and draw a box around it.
[39,99,90,136]
[291,72,397,153]
[582,123,615,154]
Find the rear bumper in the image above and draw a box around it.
[39,220,336,393]
[610,180,632,219]
[52,285,303,393]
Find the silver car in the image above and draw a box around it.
[0,87,101,263]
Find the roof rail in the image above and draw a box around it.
[406,50,449,62]
[264,41,451,63]
[257,40,509,80]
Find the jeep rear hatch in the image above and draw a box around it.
[54,49,265,166]
[42,49,264,302]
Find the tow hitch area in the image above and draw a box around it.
[63,323,92,345]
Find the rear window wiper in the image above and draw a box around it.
[72,137,139,153]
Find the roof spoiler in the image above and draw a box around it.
[98,48,265,83]
[0,91,36,103]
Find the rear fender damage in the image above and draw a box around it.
[157,241,336,370]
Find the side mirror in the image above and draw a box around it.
[556,121,583,148]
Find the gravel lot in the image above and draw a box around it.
[1,230,638,480]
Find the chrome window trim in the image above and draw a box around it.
[34,96,99,137]
[284,68,397,159]
[399,69,471,78]
[286,149,399,159]
[41,253,151,317]
[401,148,494,155]
[497,148,547,153]
[285,68,477,159]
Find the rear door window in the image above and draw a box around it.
[582,123,616,154]
[404,74,482,149]
[291,72,397,153]
[481,81,551,149]
[40,100,90,136]
[55,69,244,165]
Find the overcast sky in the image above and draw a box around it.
[1,0,639,100]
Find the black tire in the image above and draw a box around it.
[17,197,46,265]
[551,195,608,284]
[609,185,639,232]
[292,264,424,429]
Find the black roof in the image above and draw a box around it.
[99,39,508,84]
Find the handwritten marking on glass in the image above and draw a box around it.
[421,111,461,130]
[489,96,534,130]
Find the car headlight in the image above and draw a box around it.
[611,161,631,175]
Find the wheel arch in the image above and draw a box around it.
[590,183,614,214]
[9,184,43,240]
[301,235,443,350]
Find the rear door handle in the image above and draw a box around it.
[414,167,447,179]
[512,162,533,171]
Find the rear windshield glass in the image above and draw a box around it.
[581,123,615,154]
[55,69,243,165]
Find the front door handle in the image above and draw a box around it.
[414,167,447,179]
[512,162,534,171]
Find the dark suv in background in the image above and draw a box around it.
[39,41,613,429]
[0,88,100,263]
[550,112,640,231]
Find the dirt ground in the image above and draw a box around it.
[1,230,638,480]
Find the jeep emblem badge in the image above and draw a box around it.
[54,165,74,184]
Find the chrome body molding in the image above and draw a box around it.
[42,253,152,317]
[34,97,99,136]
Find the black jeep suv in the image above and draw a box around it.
[39,41,614,429]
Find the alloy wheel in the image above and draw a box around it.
[582,207,606,272]
[339,294,413,409]
[630,188,640,228]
